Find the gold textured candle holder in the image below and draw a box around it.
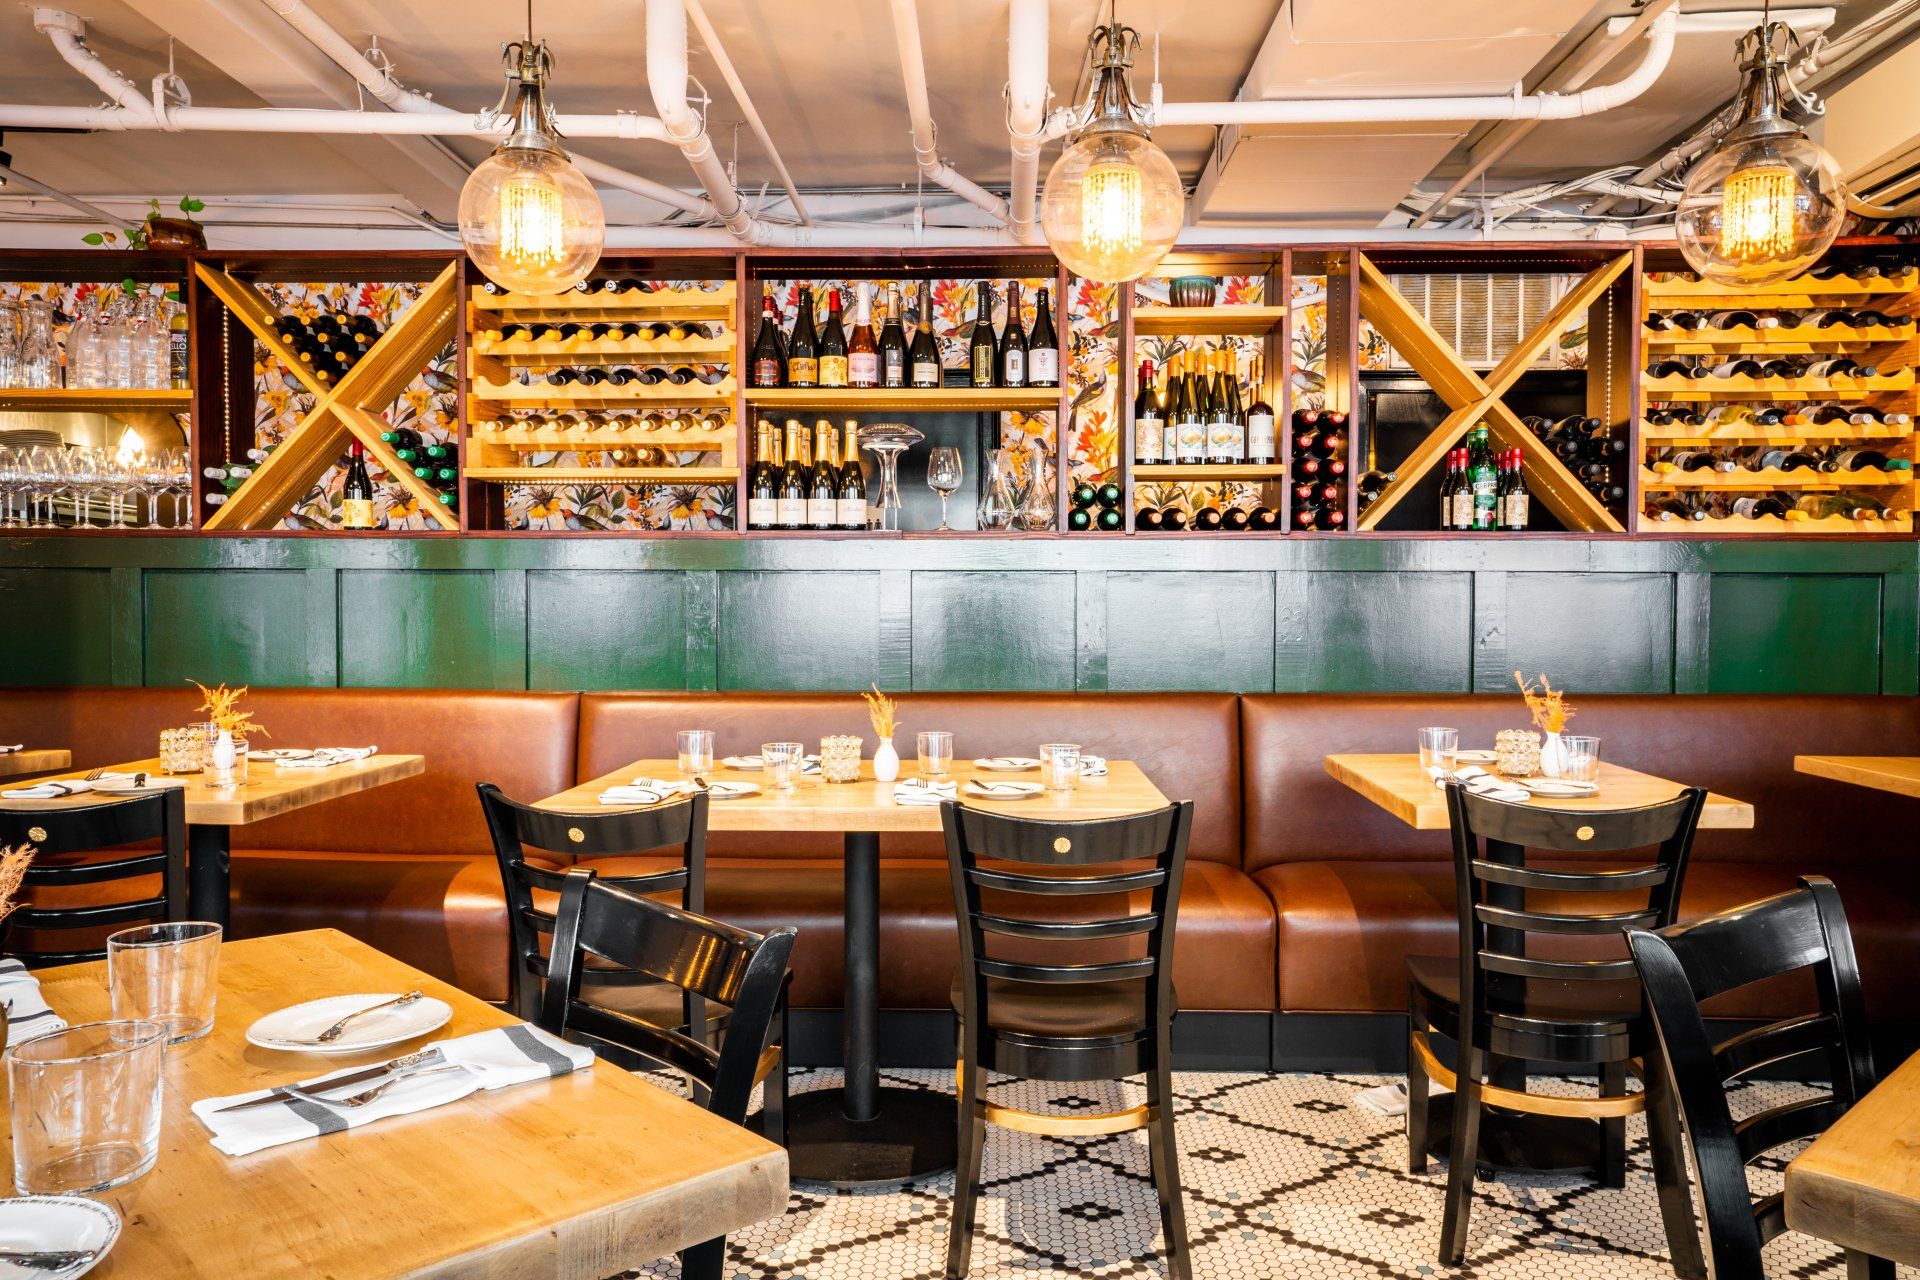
[158,727,206,775]
[1496,729,1541,777]
[820,735,863,783]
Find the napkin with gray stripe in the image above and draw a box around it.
[191,1024,593,1156]
[0,958,67,1048]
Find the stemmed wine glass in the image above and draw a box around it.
[926,446,963,532]
[0,446,23,527]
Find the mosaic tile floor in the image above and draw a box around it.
[620,1068,1908,1280]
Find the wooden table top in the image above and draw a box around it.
[2,754,424,825]
[537,758,1171,831]
[8,930,788,1280]
[1786,1048,1920,1267]
[0,748,69,780]
[1795,755,1920,800]
[1323,754,1755,831]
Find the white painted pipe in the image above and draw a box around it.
[888,0,1011,222]
[685,0,810,225]
[1005,0,1049,244]
[0,100,667,140]
[33,9,156,122]
[645,0,758,241]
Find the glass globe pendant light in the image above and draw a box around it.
[1042,19,1183,284]
[1675,17,1846,288]
[459,22,604,296]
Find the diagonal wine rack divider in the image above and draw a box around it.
[193,261,462,531]
[1354,251,1630,533]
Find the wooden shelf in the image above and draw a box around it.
[467,465,738,484]
[1642,423,1912,444]
[470,337,733,366]
[743,387,1058,412]
[1131,305,1289,337]
[1644,324,1916,353]
[1643,370,1915,400]
[469,285,735,322]
[0,388,191,412]
[471,377,734,412]
[471,425,732,451]
[1133,463,1286,481]
[1641,466,1912,491]
[1646,512,1913,534]
[1645,269,1918,303]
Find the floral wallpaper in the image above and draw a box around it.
[0,277,188,434]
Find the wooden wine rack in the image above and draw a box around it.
[1638,253,1918,535]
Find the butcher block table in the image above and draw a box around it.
[538,757,1170,1190]
[7,930,789,1280]
[1787,1048,1920,1267]
[1795,754,1920,800]
[5,753,424,923]
[1323,754,1755,830]
[0,748,69,780]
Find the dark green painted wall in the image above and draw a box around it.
[0,538,1912,695]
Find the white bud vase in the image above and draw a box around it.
[1539,730,1567,779]
[210,728,236,785]
[872,737,899,783]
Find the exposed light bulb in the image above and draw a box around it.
[1718,160,1798,260]
[114,426,143,465]
[498,168,568,268]
[1081,155,1145,263]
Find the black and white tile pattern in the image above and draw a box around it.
[618,1069,1908,1280]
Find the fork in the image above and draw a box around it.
[308,989,423,1044]
[284,1063,464,1110]
[83,767,106,781]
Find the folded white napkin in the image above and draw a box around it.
[894,778,957,806]
[0,958,67,1048]
[722,754,822,774]
[274,747,379,769]
[1079,755,1109,777]
[598,777,695,806]
[0,744,21,755]
[1430,764,1529,804]
[192,1024,593,1157]
[0,771,138,800]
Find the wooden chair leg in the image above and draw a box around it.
[680,1235,724,1280]
[1406,1007,1431,1174]
[1846,1250,1896,1280]
[1641,1046,1706,1280]
[1438,1046,1483,1266]
[1598,1060,1627,1190]
[1147,1040,1192,1280]
[946,1031,987,1280]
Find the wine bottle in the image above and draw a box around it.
[1500,449,1530,531]
[1708,358,1765,379]
[1206,351,1243,464]
[1096,506,1124,531]
[1805,357,1878,378]
[837,420,868,529]
[381,427,425,454]
[1647,359,1706,380]
[1068,505,1093,532]
[1193,506,1224,531]
[1729,494,1789,518]
[341,442,376,530]
[1220,507,1251,532]
[997,282,1027,387]
[1137,507,1163,532]
[1097,480,1123,509]
[1246,358,1275,465]
[808,421,839,529]
[1249,506,1280,531]
[818,289,850,388]
[1028,287,1058,387]
[1465,426,1498,531]
[751,294,784,387]
[847,283,879,388]
[968,283,997,388]
[787,290,819,387]
[777,419,808,529]
[1160,507,1189,532]
[748,422,778,529]
[1649,496,1708,522]
[1133,360,1165,464]
[910,284,942,388]
[879,283,908,389]
[1174,355,1207,465]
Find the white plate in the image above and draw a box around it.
[1511,776,1600,797]
[0,1195,120,1279]
[246,992,452,1054]
[90,775,187,794]
[703,781,760,800]
[1454,749,1498,764]
[972,757,1041,772]
[962,780,1046,800]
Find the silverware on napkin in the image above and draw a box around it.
[213,1046,446,1113]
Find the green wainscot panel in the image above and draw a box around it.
[145,569,317,688]
[717,572,880,690]
[527,571,689,690]
[911,571,1075,691]
[339,570,505,689]
[1279,571,1472,692]
[1708,574,1882,694]
[0,568,115,686]
[1504,573,1676,694]
[1107,572,1275,692]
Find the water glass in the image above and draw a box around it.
[819,734,863,783]
[917,730,954,781]
[762,741,803,792]
[1417,727,1460,775]
[1040,743,1082,792]
[1562,735,1602,784]
[8,1020,166,1195]
[676,728,715,778]
[108,922,222,1043]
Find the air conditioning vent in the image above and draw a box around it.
[1384,273,1576,370]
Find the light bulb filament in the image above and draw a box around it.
[1720,160,1798,261]
[1082,157,1144,258]
[499,172,567,267]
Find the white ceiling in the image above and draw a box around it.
[0,0,1909,240]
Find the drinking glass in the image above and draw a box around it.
[676,728,715,778]
[8,1020,166,1195]
[1562,735,1602,784]
[916,730,954,781]
[0,445,22,527]
[926,446,963,531]
[108,922,222,1043]
[1040,742,1081,792]
[1417,727,1460,775]
[761,741,803,792]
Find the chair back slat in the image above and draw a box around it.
[1473,903,1663,936]
[1470,860,1670,893]
[1628,877,1877,1276]
[18,851,174,887]
[955,806,1177,865]
[976,912,1156,942]
[1478,952,1639,982]
[0,791,188,967]
[977,956,1157,985]
[967,866,1166,896]
[1456,789,1702,851]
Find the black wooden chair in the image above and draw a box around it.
[1406,781,1707,1271]
[0,790,188,967]
[540,868,796,1280]
[1628,876,1892,1280]
[939,799,1195,1280]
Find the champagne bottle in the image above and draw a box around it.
[1027,287,1058,387]
[787,290,819,388]
[968,283,997,388]
[747,422,778,529]
[997,282,1027,387]
[1133,360,1164,464]
[848,283,879,388]
[777,419,808,528]
[750,294,784,387]
[341,442,376,530]
[808,421,839,529]
[837,419,868,529]
[818,289,850,387]
[910,284,942,388]
[879,283,908,389]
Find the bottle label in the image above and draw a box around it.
[1471,476,1498,530]
[752,358,781,386]
[912,360,940,386]
[787,357,818,385]
[1175,424,1207,463]
[971,348,994,386]
[1003,349,1025,386]
[1247,413,1275,462]
[340,498,376,530]
[818,355,849,387]
[1508,494,1528,529]
[882,349,905,387]
[1029,348,1057,384]
[1136,415,1165,463]
[837,498,867,528]
[1451,490,1474,530]
[807,496,838,526]
[747,496,775,527]
[849,352,878,385]
[777,497,806,527]
[1207,421,1244,462]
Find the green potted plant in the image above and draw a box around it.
[82,196,207,253]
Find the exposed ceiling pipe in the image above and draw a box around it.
[887,0,1011,224]
[645,0,759,241]
[33,9,157,123]
[0,160,139,229]
[1005,0,1049,244]
[0,99,667,139]
[684,0,809,225]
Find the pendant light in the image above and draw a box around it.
[459,4,604,296]
[1041,13,1183,284]
[1675,14,1846,288]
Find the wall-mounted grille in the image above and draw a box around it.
[1384,273,1577,370]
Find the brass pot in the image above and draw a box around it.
[144,216,206,251]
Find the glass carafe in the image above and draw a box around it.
[858,422,923,532]
[68,295,102,389]
[20,298,57,389]
[1017,438,1057,530]
[0,300,21,387]
[104,295,135,389]
[134,294,165,389]
[976,447,1019,530]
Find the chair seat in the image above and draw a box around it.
[950,971,1176,1040]
[1408,955,1647,1054]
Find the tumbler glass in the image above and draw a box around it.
[108,921,222,1042]
[676,729,715,778]
[916,731,954,782]
[1040,743,1082,792]
[1417,727,1460,775]
[762,742,803,792]
[1562,735,1602,784]
[8,1020,166,1195]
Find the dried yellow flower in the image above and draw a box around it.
[862,685,899,740]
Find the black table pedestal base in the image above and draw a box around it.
[786,1086,957,1189]
[1424,1094,1602,1177]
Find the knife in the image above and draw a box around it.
[212,1047,445,1113]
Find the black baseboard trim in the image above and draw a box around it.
[788,1010,1274,1072]
[1273,1013,1408,1073]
